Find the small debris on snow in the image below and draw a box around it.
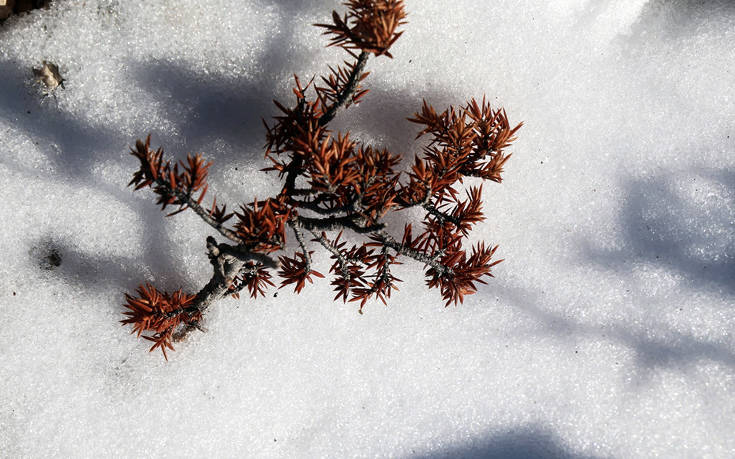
[32,60,64,93]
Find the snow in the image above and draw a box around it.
[1,0,734,457]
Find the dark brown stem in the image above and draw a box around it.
[422,202,461,226]
[282,51,369,196]
[297,214,384,234]
[399,180,462,226]
[218,243,279,269]
[295,198,352,216]
[172,237,251,341]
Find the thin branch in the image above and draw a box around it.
[152,176,242,243]
[297,214,384,234]
[172,237,246,341]
[218,243,279,269]
[308,229,352,278]
[289,220,313,274]
[399,181,462,226]
[294,198,352,216]
[374,229,454,276]
[422,202,461,226]
[365,245,394,298]
[282,51,369,196]
[318,51,369,126]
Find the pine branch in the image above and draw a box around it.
[289,219,313,275]
[319,51,369,126]
[129,137,242,244]
[123,0,519,359]
[373,229,453,277]
[309,229,355,278]
[156,176,242,243]
[171,237,248,342]
[281,51,369,196]
[297,214,384,234]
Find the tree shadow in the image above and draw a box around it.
[24,220,193,298]
[0,60,196,299]
[126,60,450,168]
[0,60,122,181]
[417,424,595,459]
[0,0,511,311]
[630,0,735,38]
[494,283,735,382]
[497,167,735,377]
[0,0,324,297]
[580,169,735,296]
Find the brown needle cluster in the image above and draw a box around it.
[122,0,521,359]
[316,0,407,57]
[121,284,200,360]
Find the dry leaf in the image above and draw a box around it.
[33,60,64,92]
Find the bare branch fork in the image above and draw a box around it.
[122,0,522,359]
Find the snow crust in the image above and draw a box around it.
[1,0,734,457]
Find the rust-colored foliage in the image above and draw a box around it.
[121,284,199,360]
[278,252,325,293]
[129,136,211,216]
[230,262,275,299]
[234,197,291,253]
[316,0,407,58]
[123,0,521,358]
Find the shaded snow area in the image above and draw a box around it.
[1,0,734,457]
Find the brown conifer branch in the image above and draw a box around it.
[308,229,354,278]
[193,237,245,313]
[398,182,462,227]
[297,214,384,234]
[146,167,243,244]
[289,219,314,275]
[422,202,461,226]
[294,198,352,216]
[319,51,369,126]
[172,237,247,341]
[123,1,518,359]
[217,243,279,269]
[281,51,369,197]
[374,229,454,276]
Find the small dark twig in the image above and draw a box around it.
[289,219,313,274]
[309,229,354,278]
[375,230,453,277]
[319,51,369,126]
[152,176,242,243]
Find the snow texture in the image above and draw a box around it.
[1,0,734,457]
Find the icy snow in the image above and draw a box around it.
[1,0,734,457]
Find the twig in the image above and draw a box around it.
[289,220,313,274]
[297,214,384,234]
[374,230,453,276]
[282,51,369,196]
[308,229,353,278]
[319,51,369,126]
[152,176,242,244]
[172,237,247,341]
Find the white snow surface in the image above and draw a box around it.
[1,0,734,457]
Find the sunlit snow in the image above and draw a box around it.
[1,0,733,457]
